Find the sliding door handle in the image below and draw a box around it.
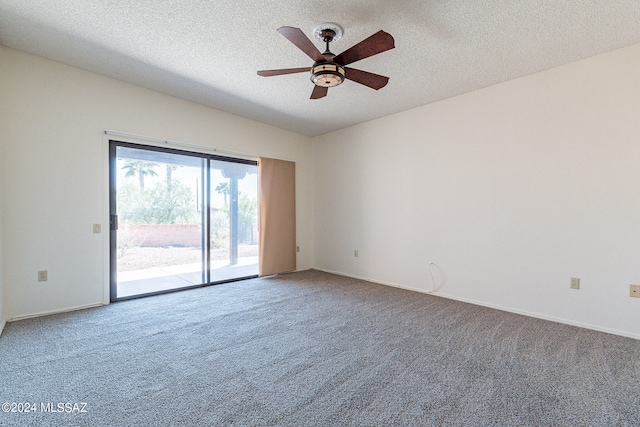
[110,214,118,230]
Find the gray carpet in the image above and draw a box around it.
[1,270,639,426]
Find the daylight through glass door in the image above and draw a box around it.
[209,160,259,283]
[109,142,258,301]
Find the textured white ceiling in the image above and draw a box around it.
[1,1,640,137]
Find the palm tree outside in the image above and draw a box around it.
[215,181,230,206]
[121,160,158,190]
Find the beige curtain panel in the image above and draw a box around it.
[259,157,296,276]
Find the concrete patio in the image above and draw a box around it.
[117,256,258,298]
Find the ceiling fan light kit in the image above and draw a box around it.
[310,63,345,87]
[257,23,395,99]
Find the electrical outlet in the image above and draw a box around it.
[354,250,358,257]
[38,270,48,282]
[570,277,580,290]
[630,284,640,298]
[93,223,102,233]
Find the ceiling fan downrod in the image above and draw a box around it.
[320,29,336,57]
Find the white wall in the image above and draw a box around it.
[0,51,4,334]
[0,45,6,335]
[0,46,313,320]
[313,43,640,339]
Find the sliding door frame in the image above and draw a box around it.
[109,140,258,302]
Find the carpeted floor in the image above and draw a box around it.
[1,270,639,426]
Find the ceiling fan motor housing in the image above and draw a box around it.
[310,62,345,87]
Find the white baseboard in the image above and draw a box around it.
[8,302,106,323]
[314,268,640,341]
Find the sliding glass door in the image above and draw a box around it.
[109,141,258,301]
[209,160,259,283]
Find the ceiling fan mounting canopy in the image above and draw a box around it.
[318,29,337,47]
[313,22,343,43]
[257,23,395,99]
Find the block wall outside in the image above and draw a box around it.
[122,224,201,247]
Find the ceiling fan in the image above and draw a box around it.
[257,23,395,99]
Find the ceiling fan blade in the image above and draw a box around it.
[344,68,389,90]
[334,30,395,66]
[257,67,310,77]
[277,26,325,62]
[310,85,328,99]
